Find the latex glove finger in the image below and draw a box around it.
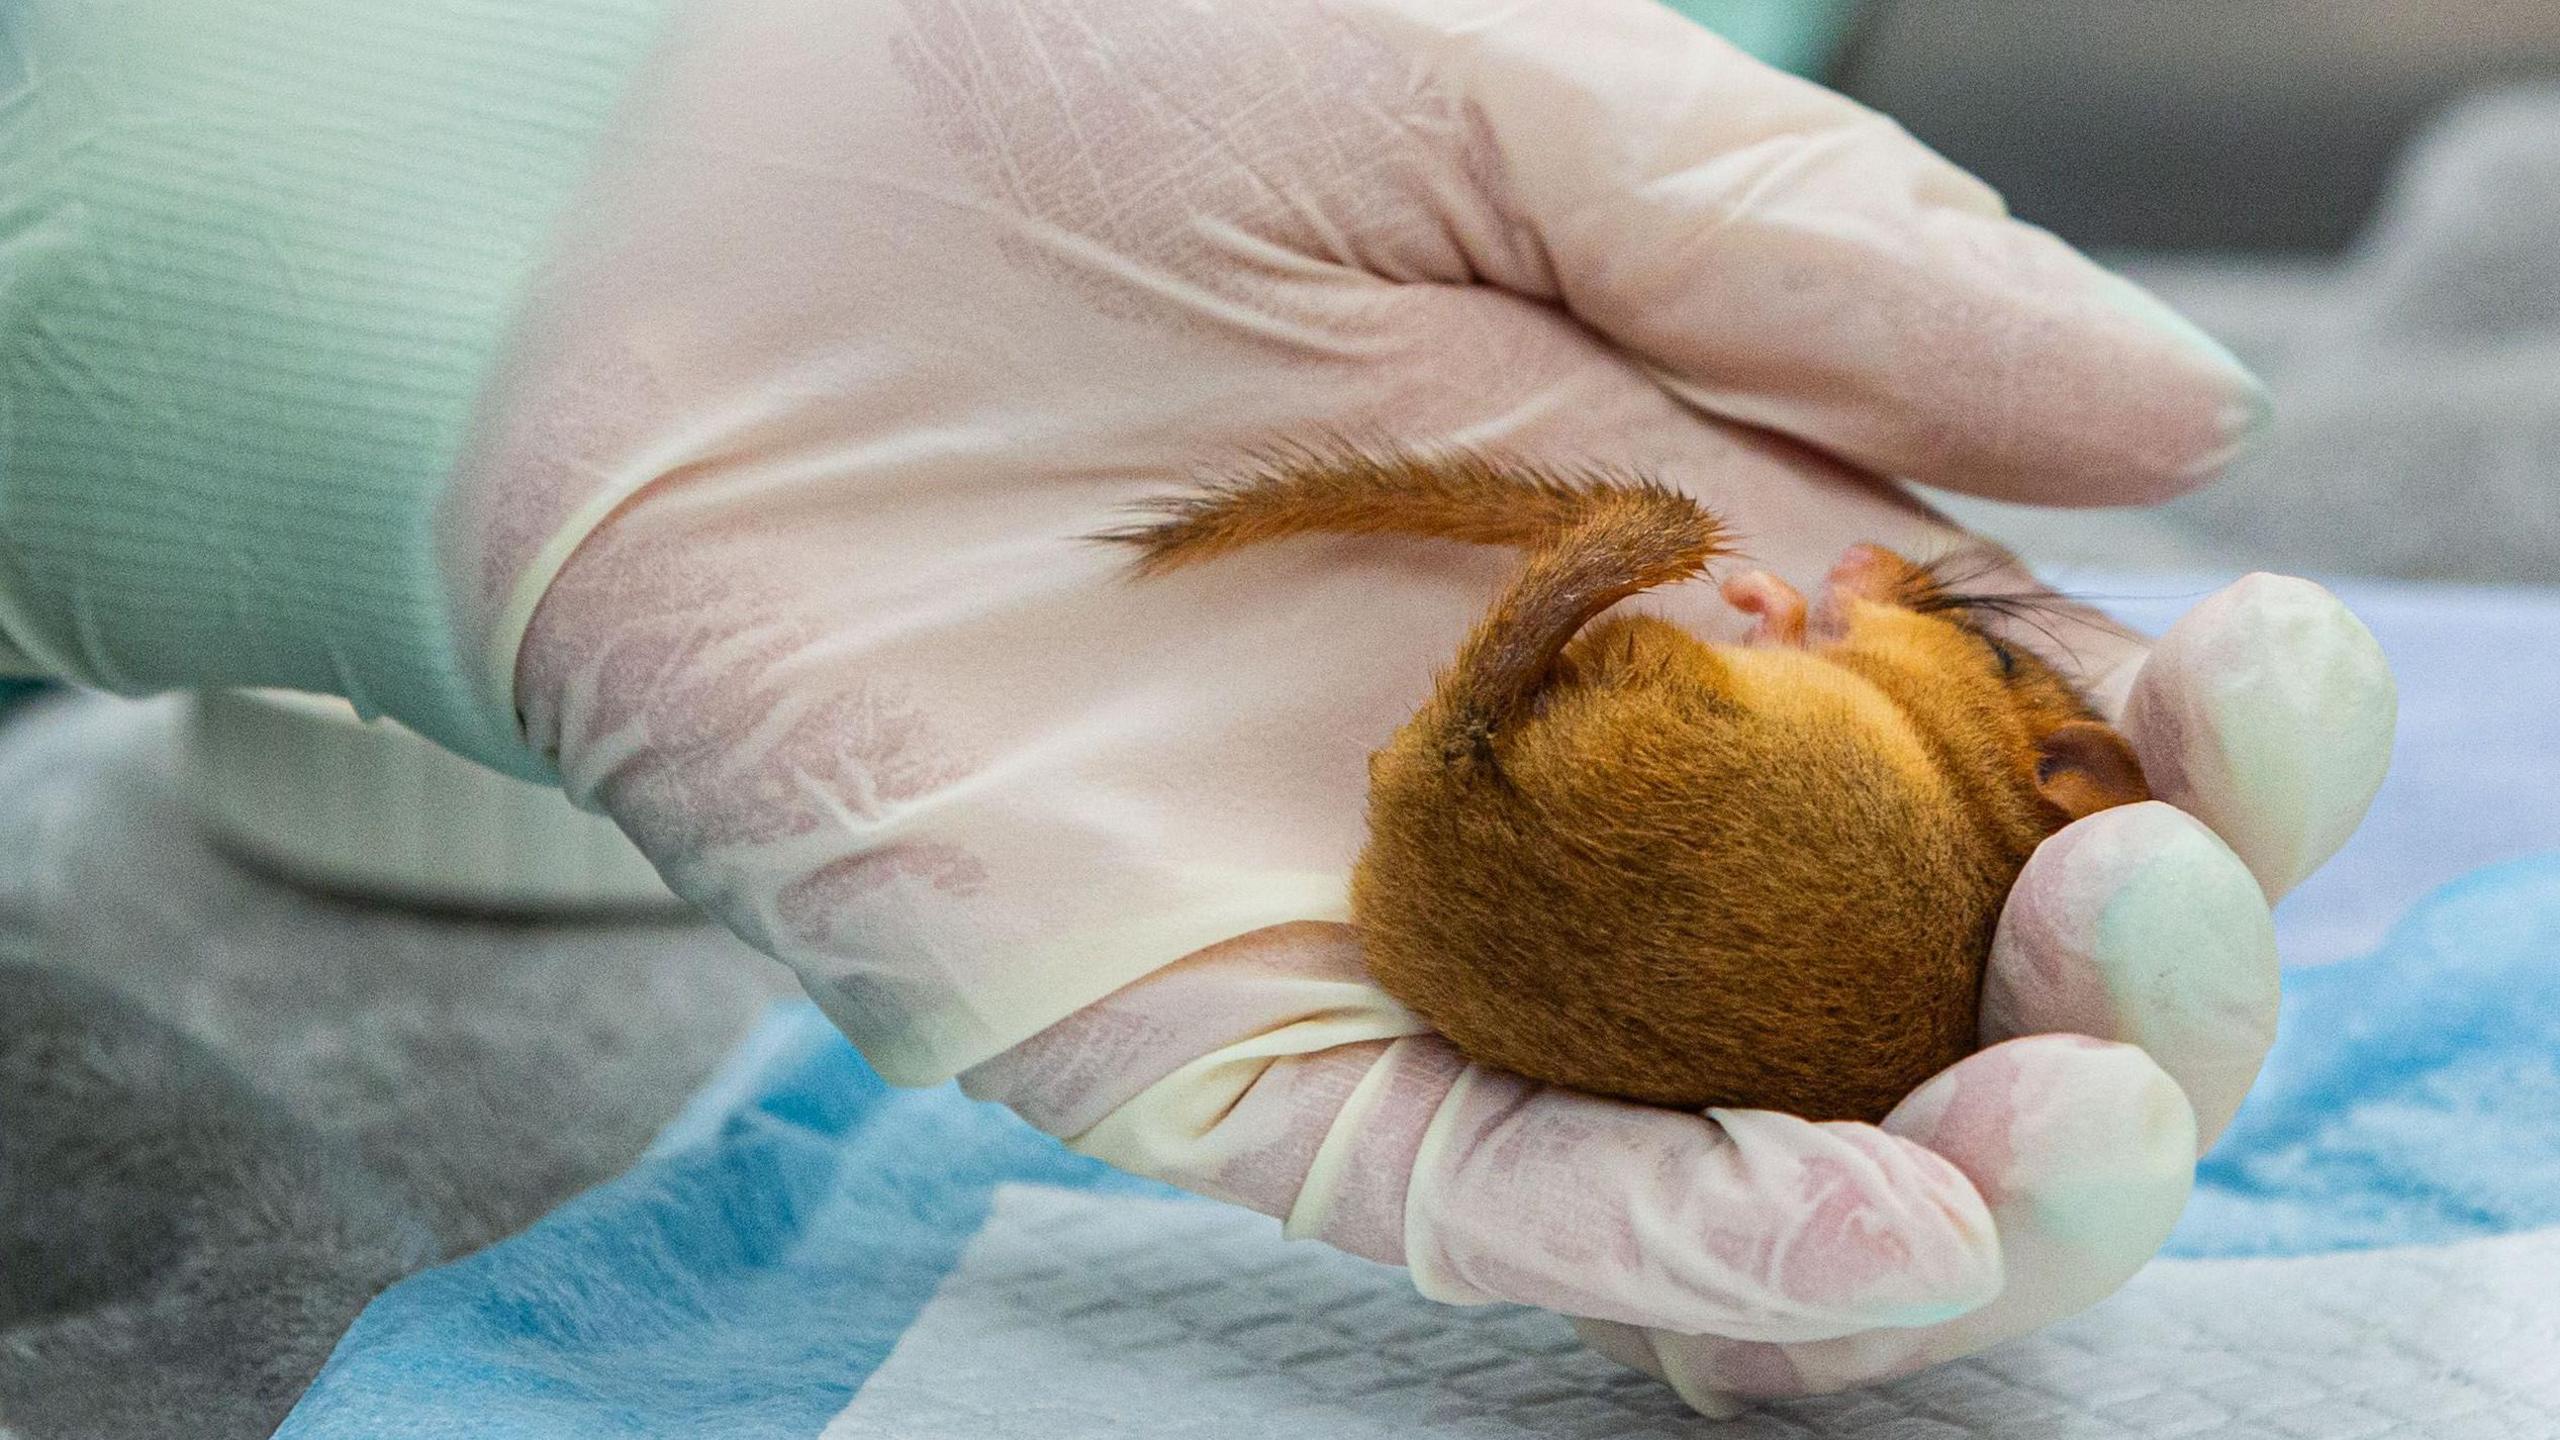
[962,926,2003,1342]
[1575,1034,2196,1415]
[1962,573,2389,1148]
[1984,802,2276,1150]
[2119,574,2398,901]
[1389,0,2265,503]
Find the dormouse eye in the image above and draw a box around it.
[1986,638,2018,679]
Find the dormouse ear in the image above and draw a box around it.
[2036,719,2152,821]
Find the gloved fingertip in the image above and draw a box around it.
[2122,573,2397,899]
[2086,267,2273,476]
[1887,1038,2195,1223]
[1986,802,2279,1150]
[1568,1315,1664,1382]
[1653,1335,1753,1421]
[1885,1038,2194,1357]
[1572,1314,1759,1418]
[2175,368,2276,491]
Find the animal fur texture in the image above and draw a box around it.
[1102,449,2148,1122]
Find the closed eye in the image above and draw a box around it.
[1985,636,2018,679]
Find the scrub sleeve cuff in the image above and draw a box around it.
[0,0,675,779]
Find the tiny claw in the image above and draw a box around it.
[1721,571,1808,647]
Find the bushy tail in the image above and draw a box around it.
[1102,447,1731,756]
[1095,447,1724,579]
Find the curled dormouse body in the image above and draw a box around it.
[1101,449,2149,1122]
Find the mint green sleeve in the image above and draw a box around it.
[0,0,670,778]
[0,0,1845,780]
[1660,0,1868,77]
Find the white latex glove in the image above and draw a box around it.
[453,0,2396,1412]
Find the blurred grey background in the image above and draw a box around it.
[1825,2,2560,584]
[1843,0,2560,253]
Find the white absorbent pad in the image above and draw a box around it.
[839,1184,2560,1440]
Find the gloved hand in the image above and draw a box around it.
[1567,575,2394,1409]
[460,0,2396,1413]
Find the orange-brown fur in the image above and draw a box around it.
[1100,450,2149,1122]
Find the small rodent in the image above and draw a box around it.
[1100,448,2150,1123]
